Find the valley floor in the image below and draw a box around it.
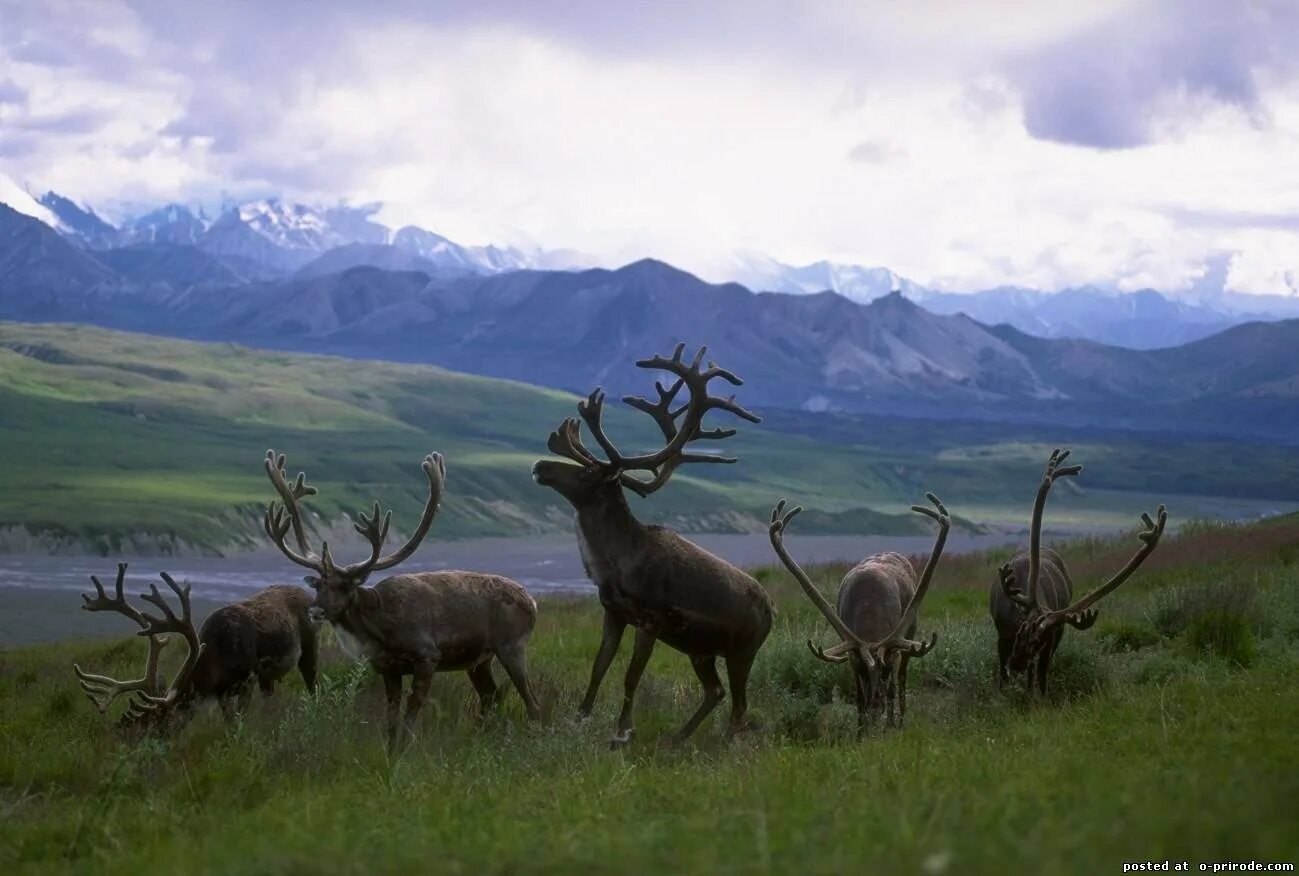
[3,516,1297,874]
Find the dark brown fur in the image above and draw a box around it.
[186,584,319,717]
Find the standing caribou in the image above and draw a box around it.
[261,449,541,749]
[532,343,774,747]
[991,448,1167,694]
[769,493,950,730]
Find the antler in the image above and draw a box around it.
[877,493,950,657]
[263,450,323,572]
[262,450,446,581]
[72,563,171,712]
[1044,504,1168,628]
[129,572,205,715]
[1023,448,1083,610]
[352,452,445,574]
[547,343,761,497]
[768,500,874,667]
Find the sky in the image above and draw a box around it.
[0,0,1297,296]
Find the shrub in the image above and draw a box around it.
[1147,577,1259,639]
[1183,610,1257,668]
[1096,619,1161,653]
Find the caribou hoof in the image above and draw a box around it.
[608,728,634,750]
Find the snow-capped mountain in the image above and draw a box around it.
[119,204,210,246]
[0,174,62,229]
[717,253,933,302]
[37,192,119,250]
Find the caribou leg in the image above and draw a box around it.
[724,653,755,737]
[468,661,500,718]
[400,664,435,746]
[897,655,911,727]
[1035,647,1051,697]
[382,671,404,751]
[611,627,655,748]
[996,638,1011,689]
[579,611,626,718]
[673,655,726,742]
[496,643,542,721]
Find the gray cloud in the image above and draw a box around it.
[0,79,26,106]
[1165,207,1299,233]
[846,139,906,165]
[1009,0,1299,149]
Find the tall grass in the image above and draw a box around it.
[3,516,1299,873]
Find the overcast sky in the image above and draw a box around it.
[1,0,1297,295]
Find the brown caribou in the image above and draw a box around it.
[75,564,317,724]
[769,493,950,730]
[990,448,1167,694]
[262,449,541,750]
[531,343,773,747]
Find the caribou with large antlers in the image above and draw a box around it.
[75,564,318,724]
[991,448,1167,694]
[532,343,774,747]
[769,493,950,730]
[262,449,541,749]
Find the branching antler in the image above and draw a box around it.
[877,492,950,656]
[262,449,446,582]
[130,572,205,714]
[73,563,171,712]
[72,566,201,721]
[768,500,874,666]
[1042,504,1168,629]
[545,343,761,497]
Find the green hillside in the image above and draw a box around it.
[0,322,1296,554]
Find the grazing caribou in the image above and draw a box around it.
[532,343,773,747]
[261,450,541,750]
[769,493,950,731]
[990,448,1167,694]
[75,565,317,724]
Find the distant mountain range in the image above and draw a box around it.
[724,254,1299,349]
[2,192,1297,441]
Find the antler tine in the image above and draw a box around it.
[546,418,599,466]
[880,492,950,654]
[263,501,322,571]
[1051,504,1168,624]
[74,634,170,713]
[576,389,625,465]
[132,572,205,713]
[80,562,149,629]
[768,498,870,662]
[359,451,447,574]
[263,449,322,569]
[1026,448,1082,611]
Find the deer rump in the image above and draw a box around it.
[189,584,318,700]
[836,553,920,643]
[334,572,538,674]
[594,527,773,658]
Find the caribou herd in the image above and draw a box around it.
[70,343,1168,749]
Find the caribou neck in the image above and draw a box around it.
[335,587,385,647]
[574,485,649,564]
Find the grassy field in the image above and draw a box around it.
[2,321,1298,554]
[2,515,1297,873]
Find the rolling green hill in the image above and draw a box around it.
[1,322,1296,555]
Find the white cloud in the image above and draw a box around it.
[0,0,1296,296]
